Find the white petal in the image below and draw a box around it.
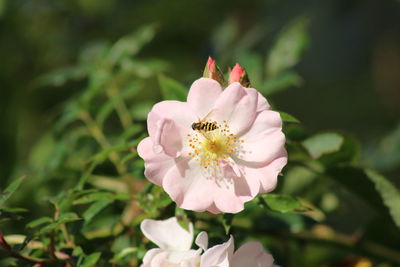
[140,217,194,251]
[195,231,208,251]
[200,236,234,267]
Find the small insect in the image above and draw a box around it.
[191,109,219,132]
[191,121,218,131]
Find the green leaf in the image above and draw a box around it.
[83,199,114,224]
[259,194,324,221]
[365,169,400,228]
[26,217,53,228]
[302,133,343,159]
[81,252,101,267]
[110,247,137,264]
[261,71,302,95]
[261,194,311,213]
[266,17,309,77]
[158,74,187,101]
[57,212,81,224]
[0,176,25,206]
[279,111,300,123]
[303,133,360,167]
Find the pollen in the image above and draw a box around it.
[187,120,243,170]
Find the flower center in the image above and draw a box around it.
[187,120,243,169]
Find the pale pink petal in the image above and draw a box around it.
[140,217,194,251]
[162,160,216,212]
[219,160,241,179]
[195,231,208,251]
[150,100,197,129]
[137,137,175,186]
[147,112,185,157]
[187,78,222,118]
[211,83,258,136]
[231,242,274,267]
[233,172,260,202]
[162,159,246,214]
[236,110,286,165]
[200,236,234,267]
[213,183,245,214]
[243,152,287,193]
[255,91,271,112]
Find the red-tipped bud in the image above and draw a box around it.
[203,57,225,84]
[229,63,250,87]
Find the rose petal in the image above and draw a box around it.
[200,236,234,267]
[231,242,274,267]
[137,137,175,186]
[162,159,246,214]
[187,78,222,118]
[150,100,197,129]
[211,83,258,136]
[242,152,287,193]
[140,217,194,251]
[255,91,271,113]
[236,110,286,166]
[162,160,216,212]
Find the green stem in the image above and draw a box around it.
[107,83,133,130]
[79,110,127,175]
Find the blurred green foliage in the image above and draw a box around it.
[0,0,400,266]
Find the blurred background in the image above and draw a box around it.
[0,0,400,266]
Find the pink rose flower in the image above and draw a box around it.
[138,75,287,214]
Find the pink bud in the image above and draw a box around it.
[229,63,250,87]
[203,57,225,84]
[207,57,215,73]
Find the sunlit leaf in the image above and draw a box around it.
[302,133,343,159]
[259,194,324,221]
